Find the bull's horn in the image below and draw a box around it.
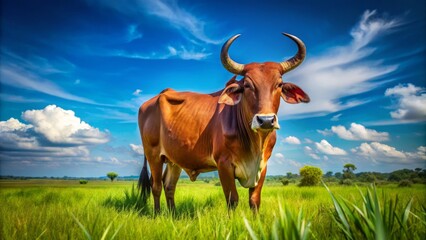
[280,33,306,74]
[221,34,244,75]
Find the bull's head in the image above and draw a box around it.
[218,33,310,132]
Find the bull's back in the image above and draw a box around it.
[139,89,220,171]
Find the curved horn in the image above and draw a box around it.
[221,34,244,75]
[280,33,306,74]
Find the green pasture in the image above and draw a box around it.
[0,179,425,239]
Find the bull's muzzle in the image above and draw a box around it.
[251,114,280,132]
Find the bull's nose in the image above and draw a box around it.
[256,115,275,129]
[251,114,280,131]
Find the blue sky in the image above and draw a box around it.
[0,0,425,177]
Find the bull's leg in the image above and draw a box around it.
[218,158,239,209]
[162,162,182,211]
[249,166,267,212]
[149,160,164,213]
[249,133,275,212]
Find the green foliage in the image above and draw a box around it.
[245,204,311,240]
[299,166,323,186]
[389,169,426,182]
[343,163,357,172]
[325,183,425,240]
[106,172,118,182]
[202,179,210,183]
[103,184,149,214]
[281,179,290,186]
[79,180,88,184]
[398,180,412,187]
[343,163,357,180]
[341,179,353,186]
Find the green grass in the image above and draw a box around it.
[0,179,425,239]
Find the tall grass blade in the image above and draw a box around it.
[244,218,259,240]
[71,213,92,240]
[100,222,112,240]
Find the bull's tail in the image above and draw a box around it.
[138,156,151,202]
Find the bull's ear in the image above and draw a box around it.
[218,83,243,105]
[281,82,310,104]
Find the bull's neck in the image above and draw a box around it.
[236,102,270,156]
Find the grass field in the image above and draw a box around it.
[0,179,425,239]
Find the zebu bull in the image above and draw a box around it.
[138,33,310,212]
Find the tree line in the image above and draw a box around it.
[278,164,426,186]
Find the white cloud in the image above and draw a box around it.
[133,89,142,96]
[0,105,109,163]
[309,153,320,160]
[352,142,426,163]
[385,83,426,121]
[91,0,223,45]
[0,51,110,106]
[317,129,332,136]
[283,136,301,145]
[315,140,347,155]
[330,123,389,141]
[110,45,211,60]
[22,105,109,145]
[0,118,32,132]
[280,10,402,119]
[0,93,44,103]
[130,144,144,156]
[331,113,342,121]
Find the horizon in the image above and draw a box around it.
[1,0,425,177]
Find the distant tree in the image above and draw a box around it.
[388,169,413,182]
[286,172,293,179]
[325,171,333,178]
[343,163,357,180]
[299,166,323,186]
[334,172,342,179]
[107,172,118,182]
[415,168,422,172]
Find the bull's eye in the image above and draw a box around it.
[244,83,253,90]
[277,82,284,88]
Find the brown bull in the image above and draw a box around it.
[138,33,310,212]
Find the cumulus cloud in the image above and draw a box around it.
[0,105,109,163]
[283,136,301,145]
[130,144,144,156]
[352,142,426,163]
[385,83,426,121]
[270,152,301,168]
[303,145,321,160]
[280,10,402,119]
[309,153,321,160]
[315,140,347,155]
[330,123,389,141]
[21,105,109,145]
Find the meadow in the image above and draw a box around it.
[0,179,425,239]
